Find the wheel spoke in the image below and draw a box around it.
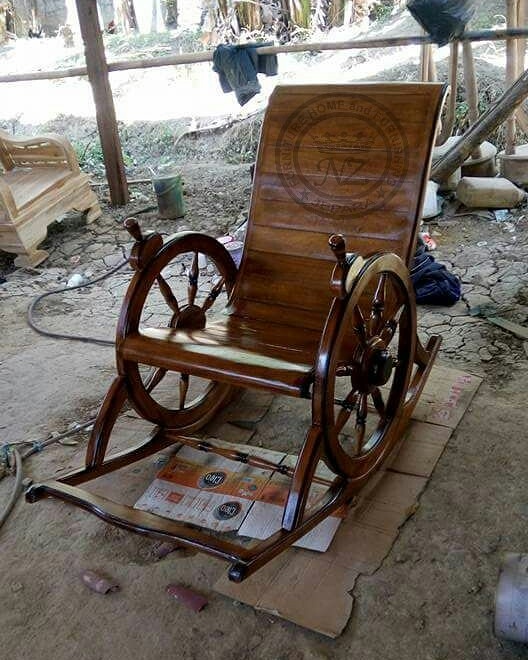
[179,373,190,409]
[187,252,199,306]
[156,274,180,314]
[379,305,403,345]
[334,389,358,435]
[353,305,368,343]
[145,368,167,393]
[370,273,387,335]
[371,387,386,417]
[201,276,225,312]
[355,393,368,449]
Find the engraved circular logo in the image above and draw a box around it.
[214,501,242,520]
[198,471,226,489]
[275,93,409,219]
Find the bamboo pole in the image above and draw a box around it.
[518,0,527,72]
[438,41,459,145]
[516,1,528,133]
[428,48,437,82]
[3,28,528,84]
[431,67,528,183]
[419,42,431,81]
[462,41,482,159]
[506,0,519,155]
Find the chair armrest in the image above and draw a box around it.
[328,234,366,299]
[0,177,17,217]
[125,218,239,287]
[0,129,80,173]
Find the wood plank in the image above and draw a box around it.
[3,167,72,209]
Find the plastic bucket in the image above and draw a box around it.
[225,241,244,268]
[152,175,185,219]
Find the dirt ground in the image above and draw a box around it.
[1,158,528,659]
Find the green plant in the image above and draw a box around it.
[73,138,134,174]
[73,139,105,175]
[369,0,395,22]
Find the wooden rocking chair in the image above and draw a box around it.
[27,83,447,582]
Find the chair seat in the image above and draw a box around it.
[3,166,72,210]
[121,316,321,397]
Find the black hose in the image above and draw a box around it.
[0,256,132,532]
[27,256,130,347]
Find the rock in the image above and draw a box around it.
[419,312,448,328]
[441,334,465,351]
[443,301,471,317]
[524,342,528,358]
[464,293,491,309]
[456,176,526,208]
[463,262,497,284]
[479,347,493,362]
[491,282,522,303]
[494,341,511,354]
[103,252,125,268]
[428,324,451,334]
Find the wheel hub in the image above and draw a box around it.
[368,348,394,386]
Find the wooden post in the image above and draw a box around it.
[75,0,129,205]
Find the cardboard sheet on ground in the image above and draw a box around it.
[214,365,482,638]
[134,440,343,551]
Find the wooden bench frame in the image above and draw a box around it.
[27,83,447,582]
[0,129,101,266]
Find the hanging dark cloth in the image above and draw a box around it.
[411,240,461,306]
[212,43,278,106]
[406,0,475,47]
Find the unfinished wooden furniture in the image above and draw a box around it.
[27,82,447,581]
[0,129,101,266]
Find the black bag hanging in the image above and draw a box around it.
[407,0,476,46]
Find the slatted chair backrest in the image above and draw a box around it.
[231,83,446,332]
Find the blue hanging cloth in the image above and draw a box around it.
[212,43,278,106]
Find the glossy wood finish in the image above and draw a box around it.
[27,83,447,582]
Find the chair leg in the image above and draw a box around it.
[282,426,325,531]
[86,376,128,468]
[404,333,441,416]
[14,248,49,268]
[85,200,102,224]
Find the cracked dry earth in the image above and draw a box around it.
[2,162,528,660]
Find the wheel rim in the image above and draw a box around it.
[321,254,416,479]
[118,234,237,428]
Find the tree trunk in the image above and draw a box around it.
[116,0,137,32]
[313,0,332,31]
[276,0,293,42]
[353,0,370,23]
[165,0,178,28]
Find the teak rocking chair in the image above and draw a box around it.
[27,83,447,582]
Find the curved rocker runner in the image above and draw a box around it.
[26,82,447,582]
